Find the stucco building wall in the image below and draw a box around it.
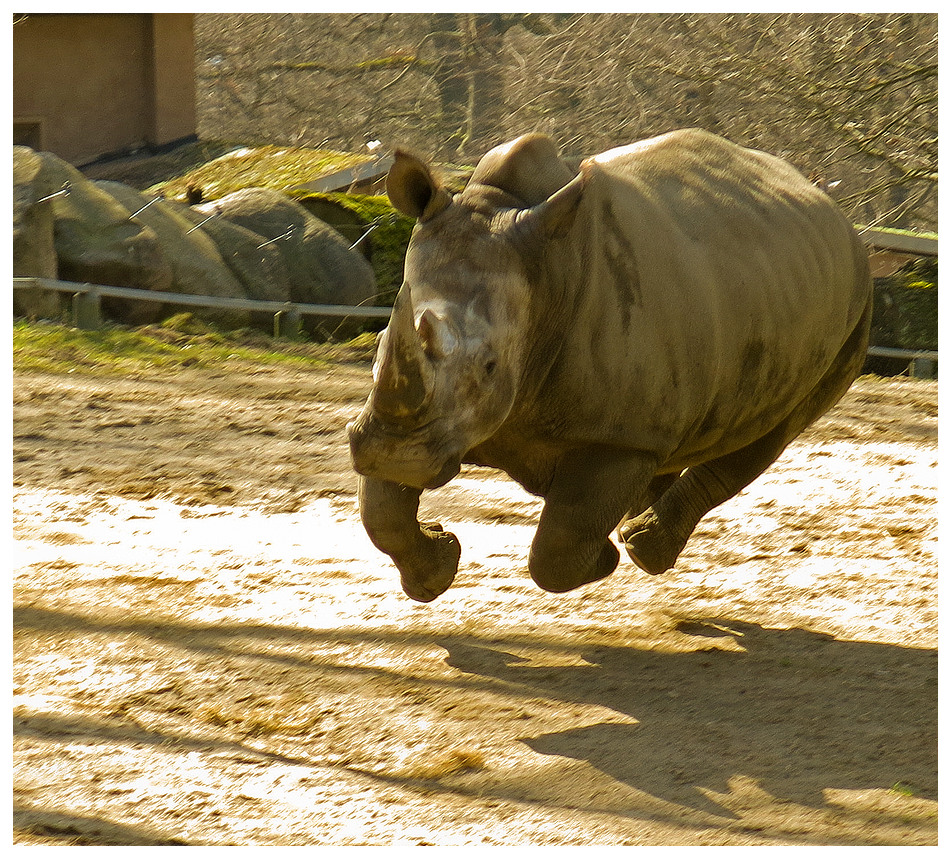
[13,13,195,165]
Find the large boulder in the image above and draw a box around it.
[13,147,380,335]
[13,147,60,317]
[95,182,245,299]
[294,194,373,260]
[291,190,416,304]
[17,149,173,308]
[172,202,291,305]
[94,180,253,325]
[194,188,377,308]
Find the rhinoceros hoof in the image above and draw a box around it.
[398,527,461,603]
[529,539,619,593]
[619,513,682,576]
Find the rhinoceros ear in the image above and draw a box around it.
[387,149,452,222]
[515,169,586,240]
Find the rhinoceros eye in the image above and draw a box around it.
[474,344,497,382]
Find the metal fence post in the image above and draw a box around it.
[72,286,101,331]
[274,304,301,340]
[911,357,937,379]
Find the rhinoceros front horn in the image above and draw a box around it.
[372,286,433,422]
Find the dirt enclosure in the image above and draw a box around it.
[12,355,938,846]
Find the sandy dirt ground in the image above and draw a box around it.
[12,357,938,846]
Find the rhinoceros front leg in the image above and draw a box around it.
[529,446,658,593]
[358,475,461,602]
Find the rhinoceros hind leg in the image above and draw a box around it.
[618,473,678,530]
[618,473,684,574]
[621,422,803,575]
[622,297,870,575]
[621,509,686,575]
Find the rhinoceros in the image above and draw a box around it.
[348,129,872,602]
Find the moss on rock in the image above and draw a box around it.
[150,145,373,202]
[290,191,414,304]
[872,258,938,352]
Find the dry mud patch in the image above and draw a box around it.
[12,364,938,846]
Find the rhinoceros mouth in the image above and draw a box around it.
[351,452,460,491]
[348,414,462,490]
[423,455,462,489]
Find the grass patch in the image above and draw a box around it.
[12,316,376,377]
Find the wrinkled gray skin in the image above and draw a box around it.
[348,129,872,602]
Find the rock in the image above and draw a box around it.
[174,202,291,305]
[94,181,252,326]
[24,150,174,317]
[13,148,379,336]
[13,147,60,318]
[95,182,245,298]
[295,194,373,260]
[195,188,377,309]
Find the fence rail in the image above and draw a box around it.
[13,276,391,338]
[858,226,938,257]
[13,243,939,377]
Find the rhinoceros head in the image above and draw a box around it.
[348,135,585,490]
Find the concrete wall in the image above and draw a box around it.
[13,13,195,165]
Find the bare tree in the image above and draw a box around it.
[195,12,936,229]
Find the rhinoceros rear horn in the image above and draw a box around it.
[372,286,433,421]
[469,133,576,206]
[387,150,452,222]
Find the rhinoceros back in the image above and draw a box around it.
[543,128,870,466]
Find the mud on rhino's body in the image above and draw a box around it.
[348,128,873,602]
